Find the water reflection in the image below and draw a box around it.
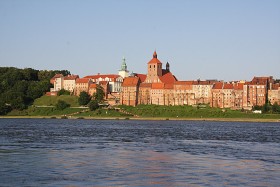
[0,119,280,186]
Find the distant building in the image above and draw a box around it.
[50,74,64,92]
[49,74,79,94]
[75,78,93,96]
[268,83,280,105]
[120,52,279,110]
[118,57,129,78]
[121,77,140,106]
[84,74,123,93]
[243,77,273,109]
[63,75,79,93]
[48,51,279,110]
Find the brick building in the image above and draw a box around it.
[121,77,140,106]
[75,78,93,96]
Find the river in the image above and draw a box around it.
[0,119,280,186]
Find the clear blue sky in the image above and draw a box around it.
[0,0,279,81]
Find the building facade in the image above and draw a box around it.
[48,52,280,110]
[121,52,280,109]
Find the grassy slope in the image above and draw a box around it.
[6,95,280,119]
[33,95,79,107]
[119,105,280,119]
[7,107,85,116]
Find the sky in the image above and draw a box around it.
[0,0,279,81]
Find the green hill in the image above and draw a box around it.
[33,95,79,107]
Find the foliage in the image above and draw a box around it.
[78,91,91,105]
[252,105,262,111]
[38,70,70,81]
[0,101,11,115]
[262,103,271,113]
[57,89,70,96]
[272,102,280,113]
[55,100,70,110]
[254,103,280,114]
[92,85,105,103]
[0,67,71,113]
[89,100,99,111]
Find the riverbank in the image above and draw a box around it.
[1,115,279,123]
[2,104,280,123]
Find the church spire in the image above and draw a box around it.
[166,61,170,72]
[153,51,157,58]
[119,56,129,78]
[121,56,127,71]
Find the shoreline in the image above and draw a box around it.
[1,115,280,123]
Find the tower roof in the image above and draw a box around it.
[148,51,162,64]
[120,56,127,71]
[153,51,157,58]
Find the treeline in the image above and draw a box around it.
[252,103,280,114]
[0,67,70,115]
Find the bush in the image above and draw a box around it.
[78,91,91,106]
[89,100,99,111]
[55,100,70,110]
[96,109,101,115]
[0,102,12,115]
[57,89,70,96]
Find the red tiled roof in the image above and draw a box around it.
[84,74,120,80]
[122,77,139,87]
[164,84,174,89]
[50,74,63,84]
[76,78,91,84]
[64,75,79,80]
[134,73,147,83]
[151,83,164,89]
[52,74,63,79]
[140,83,152,88]
[223,83,234,89]
[244,81,252,85]
[251,76,273,85]
[89,83,97,89]
[174,81,194,85]
[213,82,223,89]
[234,83,244,90]
[159,72,177,84]
[147,51,162,64]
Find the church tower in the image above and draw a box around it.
[166,62,170,72]
[118,57,129,78]
[145,51,163,83]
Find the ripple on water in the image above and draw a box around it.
[0,119,280,187]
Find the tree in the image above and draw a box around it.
[89,100,99,111]
[0,67,71,115]
[272,102,280,113]
[252,105,262,110]
[78,91,91,105]
[55,100,70,110]
[0,101,11,115]
[57,89,70,96]
[22,68,38,81]
[93,85,105,103]
[262,103,270,113]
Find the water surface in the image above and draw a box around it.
[0,119,280,186]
